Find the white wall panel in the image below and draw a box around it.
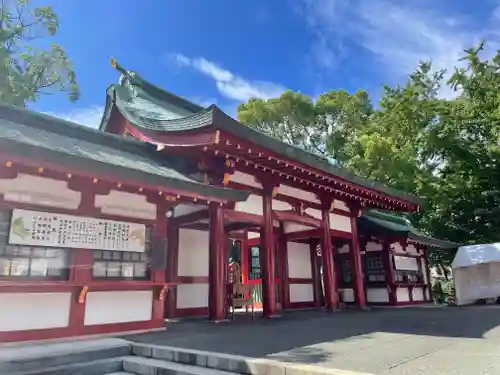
[334,200,350,211]
[95,191,156,220]
[340,288,354,303]
[176,284,209,308]
[337,244,350,254]
[84,291,153,325]
[287,242,312,278]
[0,293,71,332]
[272,199,293,211]
[406,244,418,254]
[279,185,320,204]
[231,171,262,188]
[283,222,311,233]
[235,194,263,216]
[367,288,389,303]
[178,229,209,277]
[289,284,314,303]
[396,287,410,302]
[329,213,351,233]
[0,174,81,209]
[413,287,424,301]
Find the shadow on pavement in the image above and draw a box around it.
[124,307,500,365]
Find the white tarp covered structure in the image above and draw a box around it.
[452,243,500,305]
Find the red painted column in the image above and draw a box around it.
[241,230,249,284]
[208,203,226,321]
[152,204,167,325]
[309,238,322,308]
[383,240,396,305]
[349,206,367,309]
[320,207,338,311]
[261,192,277,317]
[69,188,96,334]
[278,224,290,310]
[165,223,179,319]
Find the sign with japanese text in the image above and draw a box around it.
[9,209,146,252]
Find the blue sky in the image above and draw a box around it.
[31,0,500,127]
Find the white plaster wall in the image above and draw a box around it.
[283,222,311,233]
[413,287,424,301]
[248,231,260,239]
[235,194,263,216]
[337,244,350,254]
[176,284,209,308]
[334,200,350,211]
[231,171,262,188]
[0,293,71,332]
[425,288,430,301]
[84,291,153,325]
[289,284,314,303]
[305,208,322,220]
[396,287,410,302]
[390,242,404,252]
[287,242,312,278]
[340,288,354,303]
[272,199,293,211]
[394,256,419,271]
[178,229,209,277]
[279,185,320,204]
[329,213,352,233]
[366,242,383,252]
[95,191,156,220]
[0,174,81,209]
[367,288,389,303]
[406,244,418,254]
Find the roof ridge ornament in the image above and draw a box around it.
[110,57,138,99]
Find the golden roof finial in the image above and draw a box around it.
[110,57,117,69]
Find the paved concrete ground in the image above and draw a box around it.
[126,306,500,375]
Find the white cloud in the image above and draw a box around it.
[172,54,285,102]
[47,105,104,128]
[297,0,500,97]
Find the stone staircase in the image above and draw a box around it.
[0,337,372,375]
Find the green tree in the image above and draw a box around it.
[237,89,373,166]
[237,46,500,267]
[0,0,79,106]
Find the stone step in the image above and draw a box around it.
[123,356,239,375]
[8,357,123,375]
[0,338,131,374]
[130,343,375,375]
[105,372,136,375]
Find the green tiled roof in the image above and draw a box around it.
[101,70,423,206]
[360,210,459,249]
[0,104,249,202]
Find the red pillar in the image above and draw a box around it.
[208,203,226,321]
[349,207,367,309]
[261,192,277,317]
[241,230,249,284]
[320,207,338,311]
[152,205,167,324]
[309,239,322,308]
[383,240,396,305]
[278,224,290,310]
[165,223,179,318]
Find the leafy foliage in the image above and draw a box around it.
[0,0,79,106]
[237,43,500,267]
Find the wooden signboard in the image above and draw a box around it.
[9,209,146,252]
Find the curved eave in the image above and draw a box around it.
[104,85,422,208]
[359,215,459,250]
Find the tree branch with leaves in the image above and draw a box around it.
[0,0,79,106]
